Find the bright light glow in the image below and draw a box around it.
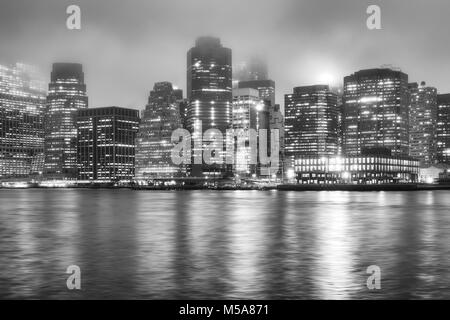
[317,72,337,85]
[359,96,382,103]
[286,169,295,179]
[342,172,351,180]
[1,182,29,188]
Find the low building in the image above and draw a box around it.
[77,106,140,183]
[294,150,419,185]
[419,164,450,184]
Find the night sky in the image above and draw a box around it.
[1,0,449,109]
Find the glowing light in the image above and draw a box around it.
[342,172,351,180]
[317,72,337,85]
[286,169,295,179]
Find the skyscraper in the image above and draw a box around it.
[236,56,280,174]
[44,63,88,179]
[0,63,46,178]
[187,37,232,132]
[343,68,409,156]
[77,107,139,182]
[186,36,232,177]
[135,82,183,180]
[408,82,437,165]
[285,85,339,166]
[232,88,269,175]
[437,94,450,164]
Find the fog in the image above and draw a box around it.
[1,0,449,109]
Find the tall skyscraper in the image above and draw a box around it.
[77,107,139,182]
[135,82,183,180]
[44,63,88,179]
[285,85,339,165]
[0,63,46,178]
[187,36,232,132]
[437,94,450,164]
[408,82,437,165]
[343,68,409,156]
[235,56,280,174]
[232,88,269,175]
[186,36,232,177]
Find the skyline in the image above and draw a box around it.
[1,0,450,110]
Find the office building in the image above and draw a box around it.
[232,88,269,175]
[186,36,233,177]
[294,152,419,185]
[437,94,450,164]
[238,79,275,107]
[343,68,409,156]
[77,106,139,182]
[44,63,88,179]
[408,82,437,165]
[0,63,46,178]
[135,82,183,180]
[285,85,339,167]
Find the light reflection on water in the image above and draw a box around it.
[0,189,450,299]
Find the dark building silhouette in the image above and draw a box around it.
[135,82,183,180]
[285,85,339,167]
[270,103,285,177]
[343,68,409,156]
[77,106,139,182]
[408,82,437,165]
[44,63,88,179]
[437,94,450,164]
[186,36,232,177]
[173,88,188,129]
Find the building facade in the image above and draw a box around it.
[343,68,409,157]
[408,82,437,165]
[186,36,233,177]
[285,85,339,167]
[135,82,183,180]
[0,63,46,178]
[77,107,139,182]
[294,152,419,185]
[232,88,269,175]
[269,103,285,177]
[44,63,88,179]
[238,79,275,107]
[437,94,450,164]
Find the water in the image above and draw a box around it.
[0,189,450,299]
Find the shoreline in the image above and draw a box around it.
[1,183,450,192]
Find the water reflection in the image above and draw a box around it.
[1,189,450,299]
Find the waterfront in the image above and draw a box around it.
[1,189,450,299]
